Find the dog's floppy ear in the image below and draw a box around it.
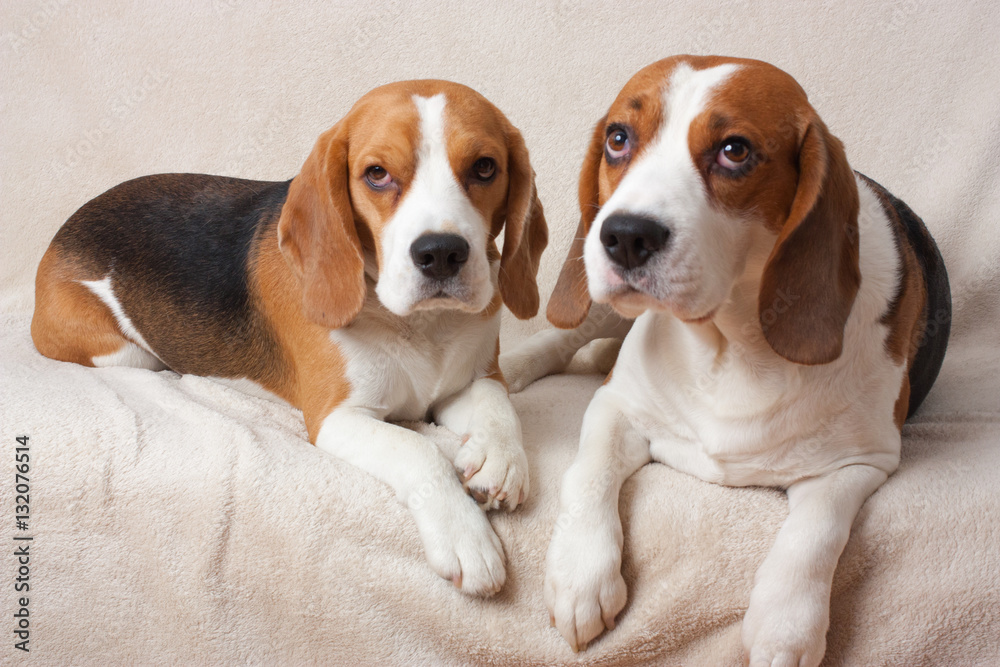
[547,115,607,329]
[277,121,365,330]
[498,124,549,320]
[759,115,860,365]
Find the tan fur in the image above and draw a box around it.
[32,247,129,366]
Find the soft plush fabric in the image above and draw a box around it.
[1,1,998,664]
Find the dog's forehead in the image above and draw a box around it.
[349,80,507,155]
[606,56,811,140]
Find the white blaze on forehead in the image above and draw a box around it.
[412,94,460,197]
[659,62,739,156]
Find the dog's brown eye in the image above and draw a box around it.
[606,128,630,160]
[472,158,496,182]
[365,165,392,188]
[717,138,751,169]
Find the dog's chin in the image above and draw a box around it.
[398,283,493,316]
[599,284,720,324]
[410,294,478,313]
[599,289,655,319]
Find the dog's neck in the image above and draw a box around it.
[681,232,785,365]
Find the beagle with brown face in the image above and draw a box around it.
[502,56,950,664]
[32,80,548,597]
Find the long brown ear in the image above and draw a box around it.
[546,115,607,329]
[498,125,549,320]
[759,116,861,365]
[277,122,365,330]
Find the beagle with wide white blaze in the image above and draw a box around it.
[502,56,950,664]
[32,80,548,597]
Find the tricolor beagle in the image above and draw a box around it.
[502,56,950,664]
[32,80,548,597]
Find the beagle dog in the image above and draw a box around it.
[32,80,548,597]
[502,56,950,664]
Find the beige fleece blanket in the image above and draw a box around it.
[2,1,1000,664]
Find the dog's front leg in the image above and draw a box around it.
[433,377,529,512]
[317,407,506,596]
[499,303,632,393]
[544,388,650,651]
[743,464,888,667]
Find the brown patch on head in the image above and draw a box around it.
[685,58,813,231]
[340,89,424,260]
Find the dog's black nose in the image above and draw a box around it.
[409,233,470,279]
[600,214,669,270]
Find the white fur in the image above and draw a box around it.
[318,287,528,594]
[528,66,910,664]
[331,279,500,421]
[92,341,165,370]
[321,252,527,595]
[376,93,494,317]
[80,276,166,370]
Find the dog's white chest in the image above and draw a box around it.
[332,302,498,421]
[609,310,901,487]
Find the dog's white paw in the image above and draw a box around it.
[543,516,625,651]
[742,584,828,667]
[411,492,506,596]
[455,431,529,512]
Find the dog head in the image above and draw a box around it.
[548,56,860,364]
[278,80,547,329]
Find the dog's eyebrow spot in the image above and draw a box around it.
[709,113,730,132]
[628,97,643,111]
